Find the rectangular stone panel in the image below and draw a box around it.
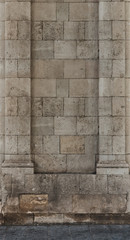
[20,195,48,212]
[60,136,85,154]
[32,3,56,21]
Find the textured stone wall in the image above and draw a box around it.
[31,1,98,174]
[0,0,130,225]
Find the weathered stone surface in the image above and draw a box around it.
[60,136,85,154]
[72,195,127,213]
[32,3,56,21]
[54,117,76,135]
[20,195,48,212]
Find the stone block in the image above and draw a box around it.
[32,22,42,40]
[57,174,79,194]
[99,60,112,78]
[54,41,76,59]
[99,78,125,97]
[57,3,68,21]
[0,117,4,134]
[24,174,57,194]
[54,117,76,135]
[79,175,95,194]
[112,97,125,116]
[99,136,112,154]
[0,22,4,41]
[72,194,127,213]
[64,98,84,116]
[113,41,125,60]
[85,136,98,158]
[64,60,85,79]
[111,2,125,21]
[77,41,98,59]
[31,136,43,154]
[70,79,98,97]
[67,155,95,173]
[107,175,124,194]
[99,117,112,136]
[32,79,56,97]
[0,3,5,21]
[32,117,53,136]
[17,97,30,116]
[18,21,30,40]
[112,21,125,40]
[60,136,85,154]
[95,175,107,194]
[113,117,125,136]
[56,79,68,98]
[64,22,84,40]
[5,136,17,154]
[85,22,98,40]
[5,78,30,97]
[113,136,125,154]
[32,41,53,59]
[85,98,98,116]
[43,22,63,40]
[32,98,43,116]
[49,195,72,214]
[99,97,111,116]
[99,2,111,21]
[99,21,111,40]
[32,3,56,21]
[5,2,31,21]
[0,98,4,116]
[18,136,30,154]
[112,60,125,78]
[86,60,99,79]
[5,21,17,40]
[5,97,17,116]
[20,194,48,212]
[43,98,63,116]
[34,154,66,173]
[44,136,59,154]
[0,40,5,59]
[5,60,17,78]
[32,60,64,79]
[18,60,30,78]
[5,116,30,135]
[70,3,98,21]
[77,117,98,135]
[5,40,30,59]
[0,60,4,78]
[99,40,112,59]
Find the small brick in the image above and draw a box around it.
[60,136,85,154]
[64,22,84,40]
[57,79,68,98]
[32,79,56,97]
[43,98,63,117]
[5,21,17,40]
[43,22,63,40]
[64,60,85,79]
[5,136,17,154]
[54,117,76,135]
[32,41,53,59]
[32,3,56,21]
[55,41,76,59]
[85,22,98,40]
[77,117,98,135]
[18,136,30,154]
[5,97,17,116]
[77,41,98,59]
[18,21,30,40]
[32,117,53,136]
[32,22,42,40]
[32,98,43,116]
[64,98,84,116]
[57,3,68,21]
[44,136,59,154]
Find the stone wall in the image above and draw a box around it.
[0,0,130,225]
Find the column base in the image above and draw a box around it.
[97,161,129,175]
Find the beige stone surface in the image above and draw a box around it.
[60,136,85,154]
[20,195,48,212]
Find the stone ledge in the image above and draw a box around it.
[2,213,130,225]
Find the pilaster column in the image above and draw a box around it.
[1,0,33,205]
[97,0,129,174]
